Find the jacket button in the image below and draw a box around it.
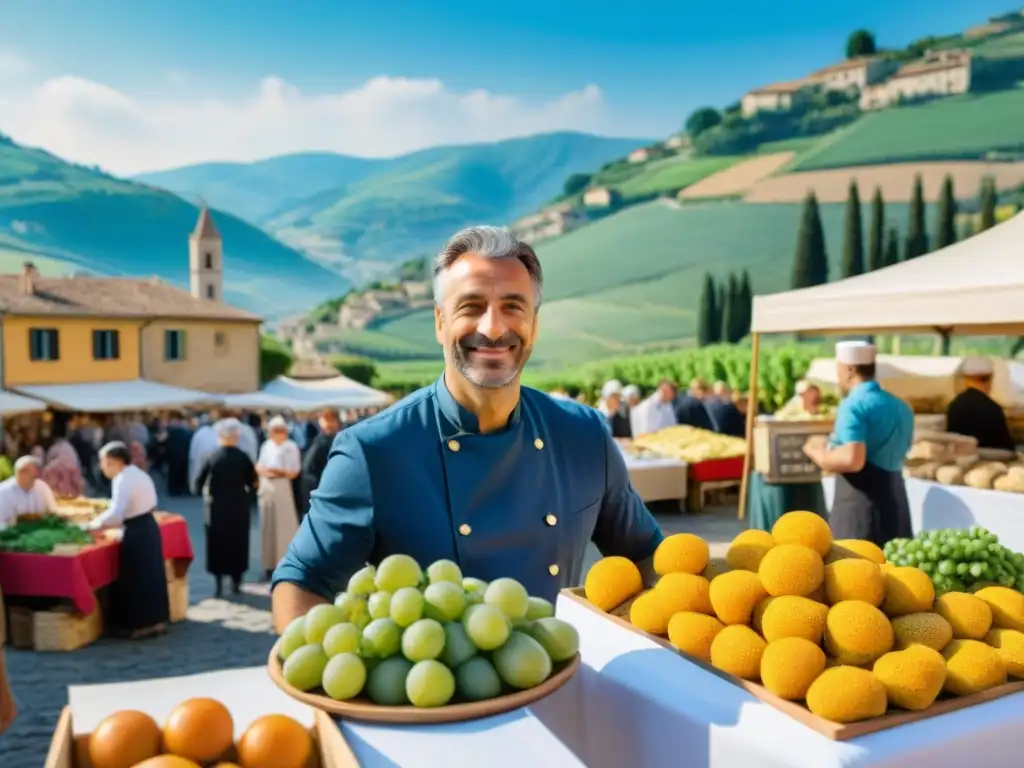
[448,439,461,452]
[534,438,544,450]
[545,514,557,526]
[459,524,472,536]
[548,564,560,576]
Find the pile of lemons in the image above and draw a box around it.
[584,511,1024,724]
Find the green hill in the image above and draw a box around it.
[325,198,916,368]
[0,135,351,319]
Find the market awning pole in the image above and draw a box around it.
[738,333,761,521]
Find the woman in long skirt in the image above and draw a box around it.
[92,441,170,639]
[256,416,302,581]
[194,418,258,597]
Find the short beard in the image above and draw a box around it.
[451,331,531,389]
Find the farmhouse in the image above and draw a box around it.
[627,145,667,163]
[860,49,973,110]
[740,79,813,117]
[663,134,690,150]
[582,187,620,208]
[810,55,893,92]
[509,203,581,244]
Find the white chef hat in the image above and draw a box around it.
[961,356,994,376]
[795,379,811,395]
[835,340,876,365]
[623,384,640,400]
[601,379,623,399]
[267,414,289,431]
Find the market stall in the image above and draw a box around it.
[741,210,1024,536]
[13,379,222,412]
[616,441,688,506]
[262,374,392,410]
[0,389,47,416]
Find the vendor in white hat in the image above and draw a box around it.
[598,380,632,439]
[802,341,914,546]
[947,356,1015,452]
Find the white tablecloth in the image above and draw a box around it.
[557,593,1024,768]
[821,477,1024,552]
[622,450,688,503]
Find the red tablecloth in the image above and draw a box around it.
[688,456,745,483]
[0,512,194,615]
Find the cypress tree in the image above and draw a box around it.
[841,180,864,277]
[959,215,974,242]
[712,280,724,343]
[979,176,997,232]
[792,191,829,289]
[739,270,753,337]
[884,227,900,267]
[935,174,957,250]
[867,187,885,271]
[723,273,745,343]
[697,273,718,347]
[905,174,929,258]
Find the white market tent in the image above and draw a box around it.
[261,374,392,410]
[14,379,223,413]
[219,392,313,411]
[752,211,1024,336]
[0,389,47,415]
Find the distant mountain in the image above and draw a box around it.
[0,135,350,319]
[135,132,649,282]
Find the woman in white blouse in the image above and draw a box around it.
[257,416,302,581]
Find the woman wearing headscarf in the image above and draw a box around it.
[194,418,259,597]
[256,416,302,581]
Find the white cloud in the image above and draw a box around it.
[0,50,30,76]
[0,64,610,175]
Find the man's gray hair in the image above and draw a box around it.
[433,225,543,308]
[215,417,242,441]
[14,455,40,472]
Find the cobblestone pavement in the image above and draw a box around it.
[0,487,742,766]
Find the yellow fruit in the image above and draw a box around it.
[942,639,1007,695]
[653,533,710,576]
[891,612,953,652]
[760,595,829,644]
[667,611,726,663]
[760,637,826,700]
[771,511,832,558]
[807,583,828,604]
[708,570,768,625]
[824,600,894,666]
[629,590,673,635]
[585,556,643,612]
[806,667,888,723]
[881,567,935,617]
[655,572,714,615]
[751,596,774,634]
[934,592,993,640]
[973,586,1024,632]
[872,646,947,711]
[827,539,886,565]
[758,544,824,598]
[726,530,775,572]
[702,558,729,582]
[823,559,884,607]
[985,628,1024,678]
[709,625,767,680]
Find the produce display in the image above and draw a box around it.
[902,432,1024,493]
[884,527,1024,594]
[633,425,745,464]
[275,555,580,708]
[55,496,109,524]
[0,514,91,553]
[583,513,1024,724]
[86,697,312,768]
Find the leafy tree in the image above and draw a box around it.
[979,176,997,232]
[697,273,720,347]
[330,355,377,385]
[905,174,929,258]
[260,334,294,384]
[935,174,957,250]
[792,192,829,289]
[739,270,753,338]
[685,107,723,138]
[867,187,885,271]
[563,173,592,198]
[841,180,864,278]
[884,227,900,267]
[846,30,877,58]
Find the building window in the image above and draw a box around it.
[207,284,216,300]
[92,329,120,360]
[214,331,226,347]
[28,328,59,361]
[165,329,186,361]
[204,252,213,269]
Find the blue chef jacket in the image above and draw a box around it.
[272,376,664,603]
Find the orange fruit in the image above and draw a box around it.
[163,698,234,763]
[237,715,312,768]
[89,710,162,768]
[131,757,201,768]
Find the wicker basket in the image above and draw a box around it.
[8,606,34,649]
[12,603,103,652]
[168,578,189,623]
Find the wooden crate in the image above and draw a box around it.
[754,419,834,484]
[45,706,360,768]
[562,587,1024,741]
[9,602,103,653]
[168,578,188,623]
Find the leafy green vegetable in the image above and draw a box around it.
[0,515,91,554]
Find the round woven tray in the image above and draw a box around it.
[267,640,580,724]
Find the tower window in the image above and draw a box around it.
[204,252,213,269]
[207,284,216,300]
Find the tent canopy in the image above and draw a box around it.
[220,392,316,411]
[752,211,1024,336]
[14,379,222,413]
[0,389,47,416]
[261,375,391,409]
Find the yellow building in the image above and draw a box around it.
[0,209,262,397]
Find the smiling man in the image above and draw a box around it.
[271,225,664,630]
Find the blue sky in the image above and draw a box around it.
[0,0,1016,172]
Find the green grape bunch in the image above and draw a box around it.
[883,527,1024,596]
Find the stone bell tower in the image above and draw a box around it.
[189,207,223,302]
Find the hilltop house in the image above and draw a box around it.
[860,49,974,110]
[334,282,434,331]
[809,56,893,92]
[627,145,669,164]
[0,209,262,395]
[582,187,620,209]
[740,79,814,117]
[663,134,691,151]
[509,203,582,243]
